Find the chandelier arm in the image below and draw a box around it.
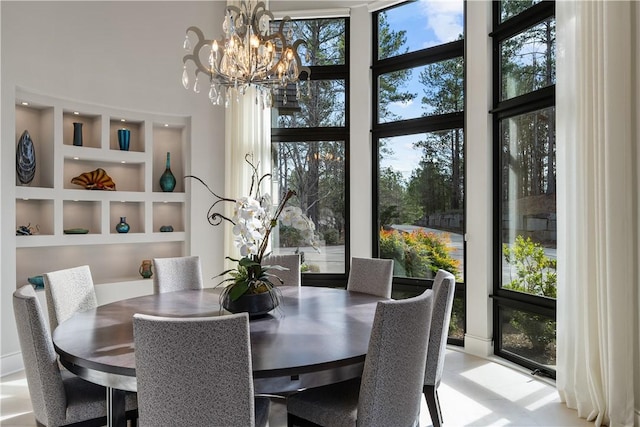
[260,25,290,78]
[252,2,274,35]
[183,26,217,78]
[226,5,248,39]
[291,39,311,79]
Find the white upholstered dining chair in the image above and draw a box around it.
[263,253,301,287]
[286,288,433,427]
[346,257,394,298]
[43,265,98,331]
[152,255,203,294]
[423,269,457,427]
[133,312,269,427]
[13,285,138,427]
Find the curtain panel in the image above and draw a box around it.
[224,87,271,264]
[556,1,637,426]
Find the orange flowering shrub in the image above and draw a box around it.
[380,228,460,279]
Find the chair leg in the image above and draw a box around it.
[424,385,443,427]
[287,412,323,427]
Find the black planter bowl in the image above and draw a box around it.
[222,289,280,318]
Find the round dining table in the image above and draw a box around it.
[52,286,385,427]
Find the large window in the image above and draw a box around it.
[492,1,556,377]
[372,1,465,343]
[271,18,349,282]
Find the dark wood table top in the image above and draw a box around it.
[52,286,384,393]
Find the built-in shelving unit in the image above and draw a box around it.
[14,89,190,289]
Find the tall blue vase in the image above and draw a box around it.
[117,129,130,151]
[159,152,176,192]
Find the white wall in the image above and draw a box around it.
[464,0,493,357]
[1,1,226,374]
[349,4,373,257]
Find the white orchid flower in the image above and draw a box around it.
[280,206,303,227]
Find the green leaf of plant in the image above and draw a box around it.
[229,281,250,301]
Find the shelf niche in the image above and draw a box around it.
[63,200,101,234]
[16,199,54,235]
[63,111,101,148]
[15,103,54,188]
[109,119,145,153]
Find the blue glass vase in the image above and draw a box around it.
[117,128,130,151]
[115,217,130,233]
[159,152,176,192]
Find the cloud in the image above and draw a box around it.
[418,0,464,44]
[390,99,414,109]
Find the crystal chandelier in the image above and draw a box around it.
[181,1,311,108]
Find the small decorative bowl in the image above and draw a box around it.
[159,225,174,232]
[27,275,45,289]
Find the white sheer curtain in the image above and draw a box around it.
[224,84,271,264]
[556,2,636,426]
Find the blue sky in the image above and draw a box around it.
[379,0,463,180]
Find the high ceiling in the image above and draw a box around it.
[268,1,379,13]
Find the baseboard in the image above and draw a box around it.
[1,351,24,377]
[463,332,493,357]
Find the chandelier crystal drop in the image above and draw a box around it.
[182,1,311,108]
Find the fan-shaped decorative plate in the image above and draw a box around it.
[71,168,116,190]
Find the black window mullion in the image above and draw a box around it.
[372,112,464,138]
[373,40,464,74]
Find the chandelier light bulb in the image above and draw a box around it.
[250,35,259,49]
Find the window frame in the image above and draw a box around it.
[490,0,557,378]
[271,17,351,287]
[371,1,466,346]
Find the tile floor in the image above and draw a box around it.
[1,348,592,426]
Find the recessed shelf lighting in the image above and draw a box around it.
[21,102,29,106]
[120,119,126,122]
[73,111,80,115]
[164,124,169,127]
[73,156,80,160]
[22,198,29,201]
[121,161,126,164]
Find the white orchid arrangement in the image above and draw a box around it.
[187,154,319,301]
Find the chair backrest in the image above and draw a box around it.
[44,265,98,330]
[346,257,394,298]
[152,255,203,294]
[133,312,255,426]
[357,289,433,427]
[425,269,456,388]
[13,285,67,426]
[263,253,301,287]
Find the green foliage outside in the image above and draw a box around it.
[380,228,460,280]
[503,235,557,353]
[503,235,556,298]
